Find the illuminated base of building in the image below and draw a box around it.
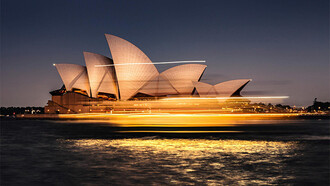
[45,91,258,114]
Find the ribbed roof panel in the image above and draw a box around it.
[55,64,91,96]
[193,81,213,96]
[139,75,178,96]
[105,34,159,100]
[160,64,207,95]
[214,79,251,97]
[83,52,118,98]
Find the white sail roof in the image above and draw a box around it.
[193,81,214,96]
[54,64,91,96]
[214,79,251,97]
[53,34,251,100]
[138,75,179,96]
[194,79,251,97]
[160,64,207,95]
[83,52,118,98]
[105,34,159,100]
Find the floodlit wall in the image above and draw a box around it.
[105,34,159,100]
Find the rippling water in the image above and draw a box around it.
[1,119,329,185]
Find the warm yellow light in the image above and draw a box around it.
[163,96,289,100]
[119,130,242,133]
[56,113,304,127]
[67,137,299,186]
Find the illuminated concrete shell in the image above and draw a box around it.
[52,34,252,103]
[55,64,91,96]
[105,34,159,100]
[214,79,251,97]
[160,64,207,95]
[138,75,179,96]
[194,79,251,97]
[83,52,118,98]
[192,81,215,96]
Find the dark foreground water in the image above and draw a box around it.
[1,119,329,185]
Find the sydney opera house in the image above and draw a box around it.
[45,34,251,114]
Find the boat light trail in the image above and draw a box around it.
[163,96,289,100]
[95,60,206,67]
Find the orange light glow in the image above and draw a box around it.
[163,96,289,100]
[54,113,306,127]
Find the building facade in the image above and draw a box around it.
[45,34,251,114]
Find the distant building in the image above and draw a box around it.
[306,98,330,112]
[45,34,251,114]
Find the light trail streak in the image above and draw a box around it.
[163,96,289,100]
[118,131,243,133]
[95,60,206,67]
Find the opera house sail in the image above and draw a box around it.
[105,34,159,100]
[83,52,118,99]
[45,34,252,114]
[54,64,91,97]
[193,79,251,97]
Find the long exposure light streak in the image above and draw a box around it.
[95,60,206,67]
[118,131,243,133]
[163,96,289,100]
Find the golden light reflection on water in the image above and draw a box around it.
[70,139,297,155]
[62,139,299,185]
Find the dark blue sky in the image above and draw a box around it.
[1,0,329,106]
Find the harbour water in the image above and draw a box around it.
[1,119,329,185]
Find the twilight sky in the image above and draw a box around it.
[1,0,329,107]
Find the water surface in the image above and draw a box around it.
[1,119,329,185]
